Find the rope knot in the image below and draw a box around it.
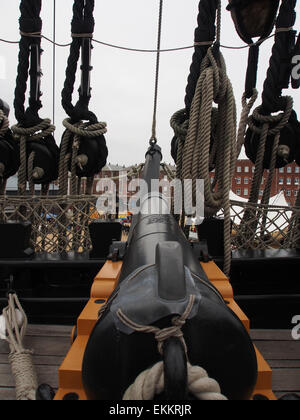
[116,295,196,357]
[248,95,294,137]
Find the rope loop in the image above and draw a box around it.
[123,362,227,401]
[170,109,189,141]
[248,95,294,137]
[62,118,107,139]
[12,118,55,141]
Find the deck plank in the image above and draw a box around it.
[0,326,299,400]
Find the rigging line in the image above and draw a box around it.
[52,0,56,125]
[0,33,279,52]
[150,0,163,146]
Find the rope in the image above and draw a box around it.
[238,0,297,246]
[61,0,97,123]
[240,97,294,241]
[118,293,226,400]
[180,46,237,276]
[11,119,55,195]
[185,0,220,115]
[149,0,164,147]
[0,31,279,52]
[1,294,38,400]
[117,295,195,356]
[123,362,227,401]
[261,0,297,114]
[14,0,43,128]
[58,118,107,195]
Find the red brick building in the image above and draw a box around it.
[229,159,300,206]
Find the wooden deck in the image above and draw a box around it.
[0,325,299,400]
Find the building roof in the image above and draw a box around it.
[5,176,59,191]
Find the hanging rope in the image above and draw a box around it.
[14,0,43,128]
[184,0,220,116]
[59,0,108,196]
[149,0,163,147]
[1,294,38,400]
[13,0,58,196]
[171,1,239,275]
[239,0,299,244]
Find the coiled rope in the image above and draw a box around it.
[1,294,38,400]
[117,295,227,401]
[123,362,227,401]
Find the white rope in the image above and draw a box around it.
[123,362,227,401]
[1,294,38,400]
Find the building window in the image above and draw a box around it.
[287,167,292,174]
[245,166,249,173]
[244,188,249,196]
[261,178,264,185]
[279,167,284,173]
[294,190,298,197]
[252,167,255,173]
[295,178,299,186]
[295,167,300,174]
[259,190,263,196]
[236,189,241,196]
[279,178,284,185]
[236,177,241,185]
[287,178,292,185]
[244,177,249,185]
[237,167,242,173]
[286,190,291,197]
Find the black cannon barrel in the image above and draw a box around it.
[82,145,258,401]
[120,144,209,286]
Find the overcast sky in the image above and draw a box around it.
[0,0,299,167]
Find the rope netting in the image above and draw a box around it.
[0,195,299,254]
[221,200,300,250]
[0,195,101,253]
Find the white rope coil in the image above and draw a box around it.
[123,362,227,401]
[2,294,38,400]
[9,351,38,400]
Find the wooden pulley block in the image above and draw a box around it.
[26,135,60,184]
[0,130,20,179]
[245,110,300,169]
[63,131,108,178]
[227,0,279,43]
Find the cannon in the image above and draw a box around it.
[81,145,258,400]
